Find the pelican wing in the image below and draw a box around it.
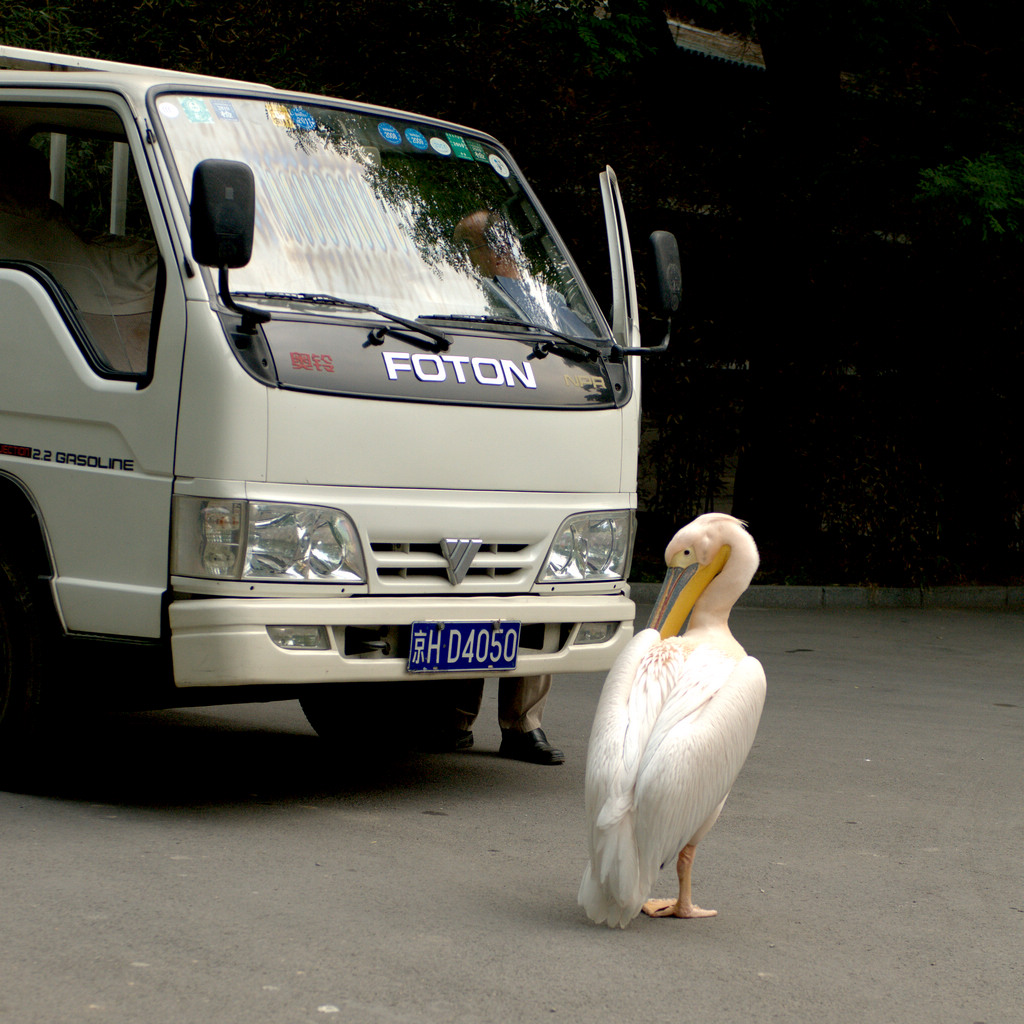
[583,628,663,823]
[633,654,766,894]
[579,628,662,925]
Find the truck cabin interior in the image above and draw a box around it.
[0,103,159,376]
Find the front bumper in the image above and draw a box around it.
[169,592,635,687]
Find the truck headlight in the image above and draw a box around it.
[172,497,366,582]
[537,511,634,584]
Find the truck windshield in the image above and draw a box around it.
[155,93,604,340]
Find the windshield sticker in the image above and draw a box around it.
[377,121,401,145]
[290,107,317,131]
[211,98,239,121]
[468,139,490,163]
[180,97,214,124]
[489,154,511,178]
[429,136,452,156]
[266,102,294,128]
[445,133,474,161]
[157,100,179,119]
[405,128,429,151]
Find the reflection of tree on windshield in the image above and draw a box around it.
[278,109,559,281]
[366,151,511,278]
[453,209,598,338]
[268,105,596,333]
[279,108,502,275]
[282,109,375,168]
[361,152,596,335]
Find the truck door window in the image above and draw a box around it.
[0,104,161,376]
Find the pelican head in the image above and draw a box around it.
[647,513,758,639]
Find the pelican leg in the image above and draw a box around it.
[641,844,718,919]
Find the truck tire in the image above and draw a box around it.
[0,552,47,759]
[300,682,447,758]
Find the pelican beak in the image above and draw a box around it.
[646,544,731,639]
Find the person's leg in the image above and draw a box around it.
[447,678,484,749]
[496,675,564,765]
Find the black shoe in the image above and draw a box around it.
[498,728,565,765]
[452,729,474,750]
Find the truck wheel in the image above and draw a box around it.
[300,684,382,757]
[0,553,47,758]
[300,683,446,757]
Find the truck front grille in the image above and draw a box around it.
[369,540,535,590]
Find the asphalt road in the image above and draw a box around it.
[2,606,1021,1024]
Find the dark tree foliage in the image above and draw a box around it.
[3,0,1022,583]
[647,0,1024,584]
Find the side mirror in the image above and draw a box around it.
[189,160,268,333]
[650,230,682,317]
[190,159,255,269]
[611,231,682,358]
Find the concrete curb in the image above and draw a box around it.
[629,582,1024,610]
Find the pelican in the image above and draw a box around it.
[578,513,765,928]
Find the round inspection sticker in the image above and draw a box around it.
[157,101,179,118]
[430,137,452,156]
[377,121,401,145]
[290,107,317,131]
[180,97,213,123]
[489,154,511,178]
[405,128,428,150]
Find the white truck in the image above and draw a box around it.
[0,47,679,748]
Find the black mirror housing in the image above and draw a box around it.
[613,230,681,358]
[190,159,255,269]
[650,230,682,316]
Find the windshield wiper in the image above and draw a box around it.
[417,314,600,362]
[234,292,451,352]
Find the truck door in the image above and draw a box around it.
[0,96,185,638]
[600,166,640,352]
[599,166,642,469]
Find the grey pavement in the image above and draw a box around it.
[1,604,1021,1024]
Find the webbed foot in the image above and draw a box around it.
[641,898,717,919]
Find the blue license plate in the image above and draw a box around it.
[408,620,521,673]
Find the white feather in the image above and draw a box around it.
[578,514,766,928]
